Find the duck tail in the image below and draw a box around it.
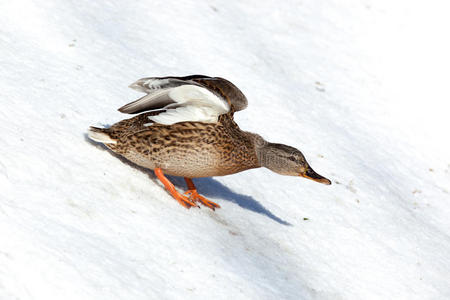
[87,126,117,144]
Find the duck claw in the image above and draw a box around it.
[184,190,220,211]
[174,193,200,209]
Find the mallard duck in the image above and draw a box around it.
[88,75,331,210]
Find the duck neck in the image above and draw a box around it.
[247,132,269,168]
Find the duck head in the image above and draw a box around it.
[257,142,331,185]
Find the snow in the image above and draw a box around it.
[1,0,450,299]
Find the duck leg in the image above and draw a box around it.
[184,178,221,211]
[154,168,199,209]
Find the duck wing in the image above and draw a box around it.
[189,76,248,112]
[118,75,247,125]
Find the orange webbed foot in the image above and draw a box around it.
[154,168,199,209]
[184,177,220,211]
[172,191,200,209]
[184,189,221,211]
[154,169,219,210]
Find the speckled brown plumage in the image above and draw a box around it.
[97,112,261,178]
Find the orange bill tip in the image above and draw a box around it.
[300,167,332,185]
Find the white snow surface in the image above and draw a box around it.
[1,0,450,299]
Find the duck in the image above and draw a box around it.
[88,75,331,210]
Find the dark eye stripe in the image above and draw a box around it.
[288,156,296,162]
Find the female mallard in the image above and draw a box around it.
[88,75,331,210]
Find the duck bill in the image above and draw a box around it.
[300,167,332,185]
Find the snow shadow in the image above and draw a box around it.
[169,176,291,226]
[85,134,291,225]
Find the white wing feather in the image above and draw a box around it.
[148,106,222,125]
[145,85,229,125]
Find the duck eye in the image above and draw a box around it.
[288,156,296,162]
